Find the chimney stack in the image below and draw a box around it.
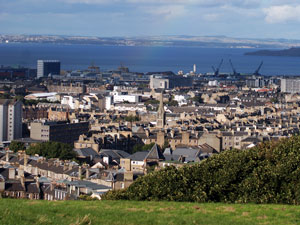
[64,163,68,171]
[86,167,90,179]
[145,129,150,138]
[5,150,9,162]
[35,176,40,189]
[21,176,25,189]
[78,166,82,180]
[24,154,28,167]
[18,165,24,178]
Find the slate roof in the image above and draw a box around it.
[74,148,99,158]
[145,144,165,160]
[128,152,148,161]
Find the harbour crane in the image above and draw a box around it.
[212,59,223,76]
[254,61,263,76]
[229,59,240,76]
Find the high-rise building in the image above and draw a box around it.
[37,60,60,78]
[281,78,300,93]
[193,64,197,73]
[0,99,22,142]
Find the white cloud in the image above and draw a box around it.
[264,5,300,23]
[59,0,261,8]
[202,13,220,22]
[143,5,187,20]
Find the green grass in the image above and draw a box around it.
[0,198,300,225]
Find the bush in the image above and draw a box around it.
[102,135,300,204]
[78,195,98,201]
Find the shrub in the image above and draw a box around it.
[103,135,300,204]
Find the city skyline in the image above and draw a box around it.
[1,0,300,39]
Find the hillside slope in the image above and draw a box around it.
[0,199,299,225]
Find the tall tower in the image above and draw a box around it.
[193,64,197,73]
[156,92,165,128]
[0,99,22,142]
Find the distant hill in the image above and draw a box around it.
[2,34,300,49]
[245,47,300,56]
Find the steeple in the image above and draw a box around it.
[157,92,165,128]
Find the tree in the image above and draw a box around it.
[125,115,140,127]
[125,115,140,122]
[9,141,25,153]
[132,142,155,154]
[166,100,178,106]
[191,95,203,103]
[26,141,77,160]
[162,140,170,150]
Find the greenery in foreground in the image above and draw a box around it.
[0,199,299,225]
[104,135,300,204]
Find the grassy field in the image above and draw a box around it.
[0,199,300,225]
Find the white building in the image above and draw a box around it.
[110,91,140,104]
[281,78,300,93]
[105,96,113,110]
[0,99,22,142]
[61,96,78,109]
[113,103,147,112]
[208,80,219,86]
[149,75,169,89]
[174,95,189,106]
[25,92,59,102]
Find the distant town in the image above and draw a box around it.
[1,59,300,200]
[2,34,300,49]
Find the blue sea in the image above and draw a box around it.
[0,43,300,75]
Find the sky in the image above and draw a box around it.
[1,0,300,39]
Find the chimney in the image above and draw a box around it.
[21,176,25,189]
[18,165,24,178]
[36,176,40,189]
[50,183,54,191]
[170,129,175,138]
[78,166,82,180]
[5,151,9,162]
[9,167,16,180]
[145,129,150,138]
[0,179,4,192]
[86,167,90,179]
[64,163,68,171]
[24,154,28,167]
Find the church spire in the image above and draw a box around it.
[157,92,165,128]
